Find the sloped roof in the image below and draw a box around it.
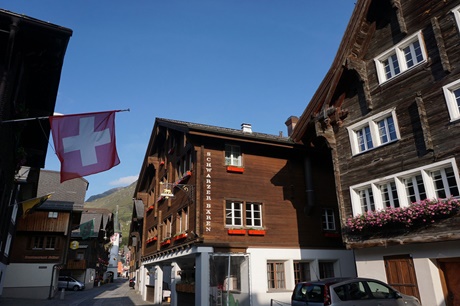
[156,118,297,146]
[37,170,88,211]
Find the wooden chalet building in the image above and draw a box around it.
[292,0,460,305]
[130,118,356,306]
[69,208,114,288]
[0,10,72,297]
[5,170,87,299]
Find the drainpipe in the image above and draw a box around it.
[304,156,315,215]
[48,264,61,299]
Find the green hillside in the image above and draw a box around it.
[84,181,137,246]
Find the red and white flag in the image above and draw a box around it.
[49,111,120,182]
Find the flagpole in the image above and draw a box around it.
[1,109,130,123]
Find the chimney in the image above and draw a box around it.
[285,116,298,137]
[241,123,252,133]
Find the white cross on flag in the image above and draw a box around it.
[49,111,120,182]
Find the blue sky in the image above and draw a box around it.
[3,1,355,199]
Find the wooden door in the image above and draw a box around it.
[438,258,460,306]
[384,255,421,301]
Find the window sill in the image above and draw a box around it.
[227,229,246,235]
[226,166,244,173]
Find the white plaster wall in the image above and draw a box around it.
[247,247,356,306]
[4,263,54,287]
[354,240,460,306]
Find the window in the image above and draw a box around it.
[359,187,375,213]
[226,200,264,228]
[347,109,399,155]
[350,158,460,216]
[31,236,57,250]
[374,30,427,84]
[225,201,243,226]
[442,79,460,121]
[163,217,172,240]
[48,212,58,218]
[294,261,311,283]
[176,208,189,233]
[225,144,242,166]
[322,209,336,231]
[267,261,285,289]
[318,261,335,279]
[245,202,262,227]
[380,182,400,208]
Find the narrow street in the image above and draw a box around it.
[0,278,157,306]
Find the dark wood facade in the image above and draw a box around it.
[0,9,72,297]
[131,118,355,306]
[135,119,345,257]
[292,0,460,304]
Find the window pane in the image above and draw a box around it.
[404,41,423,68]
[226,201,242,226]
[384,53,399,79]
[380,182,399,208]
[246,203,262,227]
[432,167,459,198]
[294,262,311,283]
[360,188,375,212]
[357,126,373,152]
[405,175,426,203]
[319,262,335,279]
[454,88,460,113]
[322,209,335,230]
[378,116,397,144]
[225,145,241,166]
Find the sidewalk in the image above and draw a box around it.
[0,278,150,306]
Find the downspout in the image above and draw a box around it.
[49,210,73,299]
[304,156,315,215]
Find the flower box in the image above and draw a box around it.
[160,239,171,247]
[248,229,266,236]
[173,233,188,241]
[228,229,246,235]
[226,166,244,173]
[147,205,154,212]
[146,236,158,243]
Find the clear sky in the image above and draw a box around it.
[2,1,356,199]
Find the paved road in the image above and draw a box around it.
[0,278,153,306]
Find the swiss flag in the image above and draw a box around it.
[49,111,120,182]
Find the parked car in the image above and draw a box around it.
[58,276,85,291]
[291,277,421,306]
[129,277,136,288]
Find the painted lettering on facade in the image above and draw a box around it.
[205,152,212,232]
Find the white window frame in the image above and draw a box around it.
[321,208,336,231]
[451,5,460,30]
[350,158,460,216]
[225,144,242,166]
[374,30,427,84]
[246,202,263,228]
[225,201,243,227]
[442,79,460,121]
[347,108,400,156]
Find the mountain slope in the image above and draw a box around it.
[84,181,137,245]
